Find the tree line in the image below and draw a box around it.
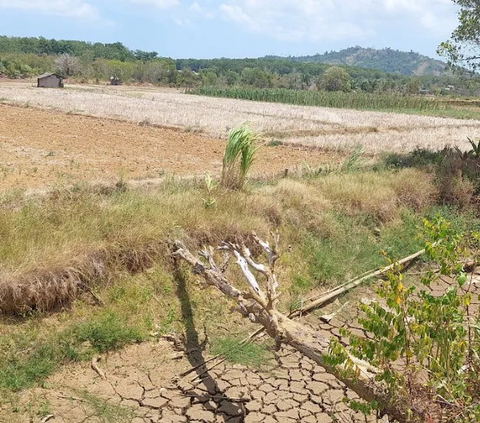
[1,35,480,95]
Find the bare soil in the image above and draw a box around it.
[0,104,342,191]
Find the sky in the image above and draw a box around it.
[0,0,460,59]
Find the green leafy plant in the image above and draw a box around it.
[221,125,259,190]
[328,217,480,421]
[340,144,363,172]
[467,137,480,159]
[202,173,217,208]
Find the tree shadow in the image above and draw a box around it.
[173,264,246,422]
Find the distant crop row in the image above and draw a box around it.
[191,87,451,112]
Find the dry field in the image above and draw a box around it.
[0,104,342,190]
[2,81,480,154]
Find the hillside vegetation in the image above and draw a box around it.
[267,46,447,76]
[1,36,479,96]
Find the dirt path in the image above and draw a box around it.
[0,105,342,191]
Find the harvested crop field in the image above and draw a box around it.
[2,82,480,154]
[0,104,341,190]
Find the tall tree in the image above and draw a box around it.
[319,66,352,92]
[438,0,480,71]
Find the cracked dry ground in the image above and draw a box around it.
[2,309,385,423]
[5,273,479,423]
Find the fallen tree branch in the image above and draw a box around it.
[173,239,433,421]
[291,246,432,317]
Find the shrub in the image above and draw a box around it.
[328,218,480,421]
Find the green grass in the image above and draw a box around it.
[1,167,478,394]
[302,211,423,285]
[191,86,480,119]
[0,310,146,391]
[211,337,271,368]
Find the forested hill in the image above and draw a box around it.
[265,47,447,76]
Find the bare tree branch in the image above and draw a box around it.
[172,238,433,421]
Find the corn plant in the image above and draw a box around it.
[202,173,217,208]
[190,87,450,113]
[467,137,480,159]
[221,125,258,190]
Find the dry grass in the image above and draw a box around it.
[0,169,441,315]
[1,82,480,153]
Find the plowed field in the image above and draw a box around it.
[0,104,342,190]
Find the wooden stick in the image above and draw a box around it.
[91,355,106,380]
[291,246,431,317]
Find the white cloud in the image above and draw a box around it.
[188,2,214,19]
[129,0,179,9]
[0,0,100,19]
[218,0,458,42]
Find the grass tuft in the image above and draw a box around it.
[211,337,271,368]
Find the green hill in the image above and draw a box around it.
[266,47,447,76]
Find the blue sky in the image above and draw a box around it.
[0,0,459,59]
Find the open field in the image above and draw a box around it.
[0,104,342,190]
[1,82,480,154]
[1,81,480,422]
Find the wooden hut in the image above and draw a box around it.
[37,73,64,88]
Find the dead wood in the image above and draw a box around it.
[91,355,106,380]
[291,246,431,317]
[173,237,434,422]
